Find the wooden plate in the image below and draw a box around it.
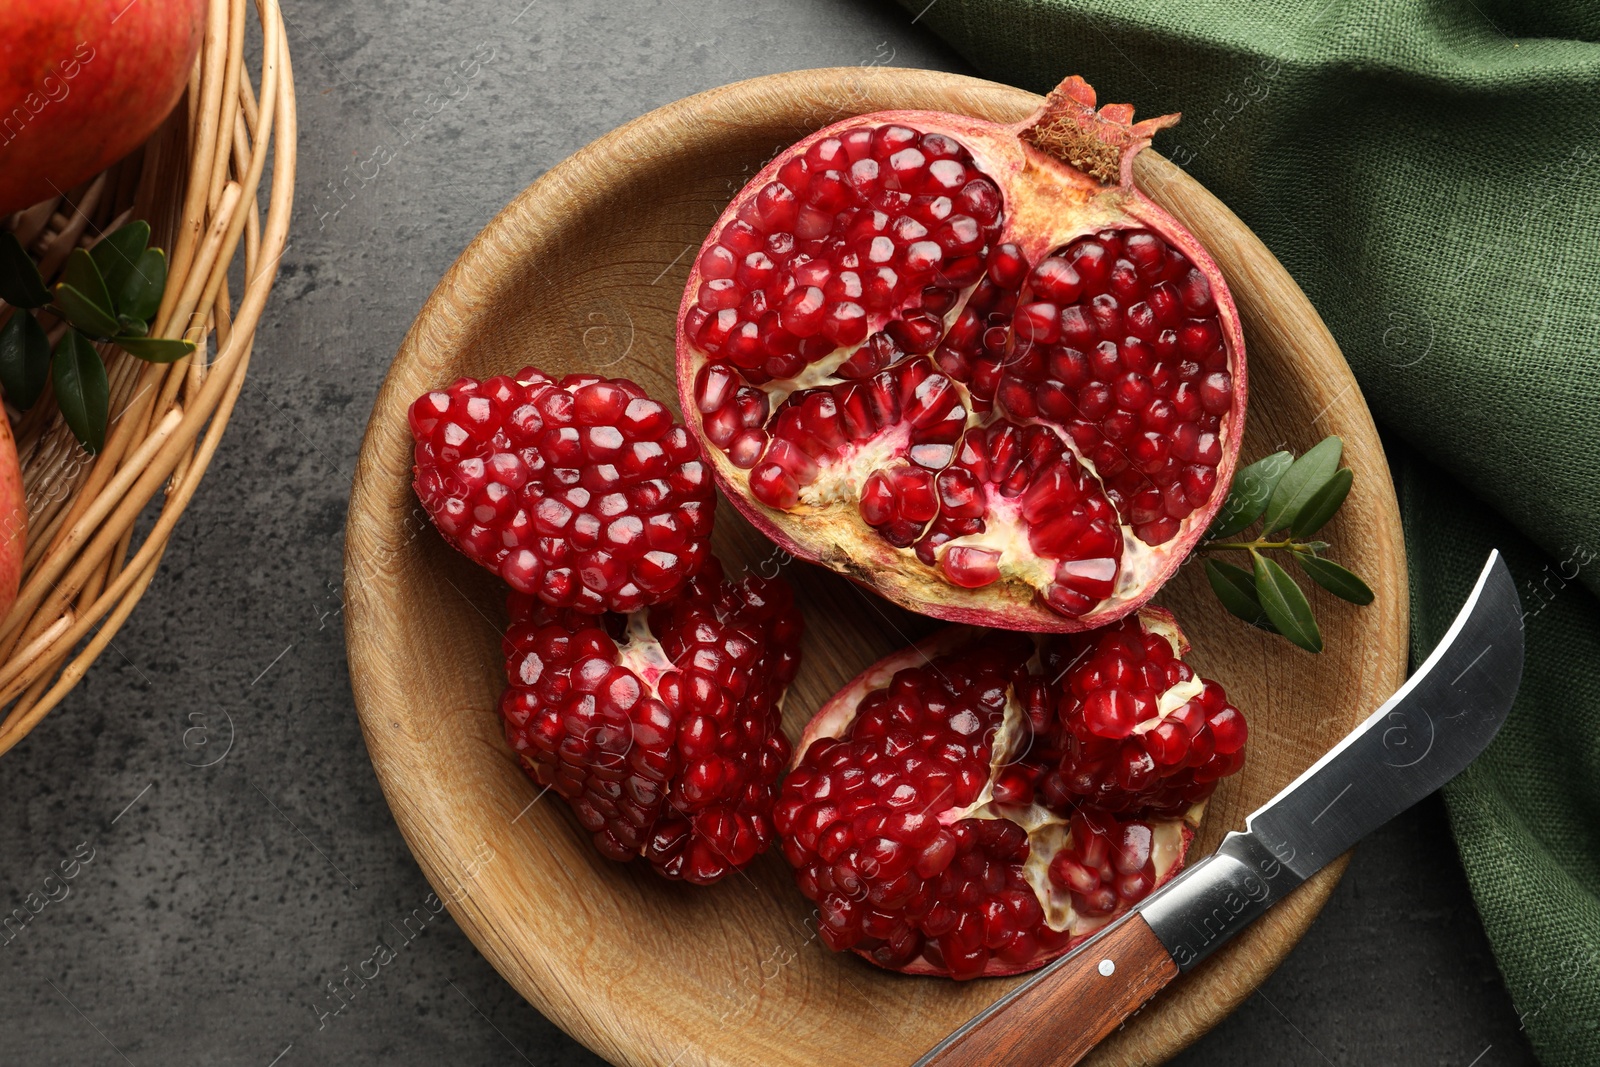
[345,68,1407,1067]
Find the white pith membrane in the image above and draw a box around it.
[800,619,1207,941]
[614,610,675,691]
[681,107,1243,629]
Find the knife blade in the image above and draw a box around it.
[914,550,1524,1067]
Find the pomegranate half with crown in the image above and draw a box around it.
[677,75,1245,631]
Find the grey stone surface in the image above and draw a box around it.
[0,0,1539,1064]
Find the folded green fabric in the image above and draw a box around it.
[893,1,1600,1062]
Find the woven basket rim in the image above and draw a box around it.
[0,0,297,755]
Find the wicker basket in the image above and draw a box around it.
[0,0,296,755]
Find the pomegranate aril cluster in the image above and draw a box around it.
[410,367,714,614]
[502,559,803,885]
[775,634,1066,978]
[684,123,1003,382]
[996,229,1232,546]
[1044,810,1168,918]
[1026,616,1248,816]
[907,420,1124,616]
[885,224,1233,550]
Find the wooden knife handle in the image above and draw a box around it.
[917,914,1178,1067]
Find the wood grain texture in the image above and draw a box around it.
[919,915,1178,1067]
[344,68,1408,1067]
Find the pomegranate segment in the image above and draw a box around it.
[411,367,715,615]
[678,76,1245,632]
[1032,612,1248,817]
[501,558,803,885]
[997,230,1231,545]
[683,125,1004,382]
[776,609,1245,978]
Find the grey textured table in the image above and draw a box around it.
[0,1,1538,1064]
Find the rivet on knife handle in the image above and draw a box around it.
[914,913,1178,1067]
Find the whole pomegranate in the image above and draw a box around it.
[677,76,1245,631]
[410,368,715,614]
[0,0,205,215]
[774,609,1246,978]
[501,557,803,884]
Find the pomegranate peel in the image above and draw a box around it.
[677,74,1245,632]
[776,608,1245,978]
[0,0,206,216]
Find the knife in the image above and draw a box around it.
[915,550,1524,1067]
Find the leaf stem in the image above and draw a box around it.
[1198,537,1318,554]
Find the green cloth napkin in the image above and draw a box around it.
[893,1,1600,1061]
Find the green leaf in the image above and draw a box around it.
[1252,550,1324,652]
[61,247,115,313]
[52,329,109,454]
[116,314,149,337]
[1296,554,1376,605]
[54,283,123,339]
[1262,436,1343,534]
[114,247,168,324]
[0,312,51,408]
[1205,559,1276,631]
[89,220,151,303]
[0,231,51,308]
[1206,451,1293,540]
[113,335,195,363]
[54,249,121,338]
[1289,467,1353,538]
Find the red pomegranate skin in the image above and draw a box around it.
[0,0,205,215]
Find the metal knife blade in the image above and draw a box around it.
[1140,548,1523,969]
[914,551,1524,1066]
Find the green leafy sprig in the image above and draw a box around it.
[1198,436,1373,653]
[0,222,194,453]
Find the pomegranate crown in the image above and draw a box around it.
[1019,75,1180,186]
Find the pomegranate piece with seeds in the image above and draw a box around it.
[1032,615,1248,817]
[501,558,804,884]
[677,75,1245,631]
[410,366,715,614]
[775,608,1245,978]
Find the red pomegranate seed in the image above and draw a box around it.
[941,546,1001,588]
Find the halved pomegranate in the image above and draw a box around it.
[501,558,803,884]
[774,609,1246,978]
[677,76,1245,630]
